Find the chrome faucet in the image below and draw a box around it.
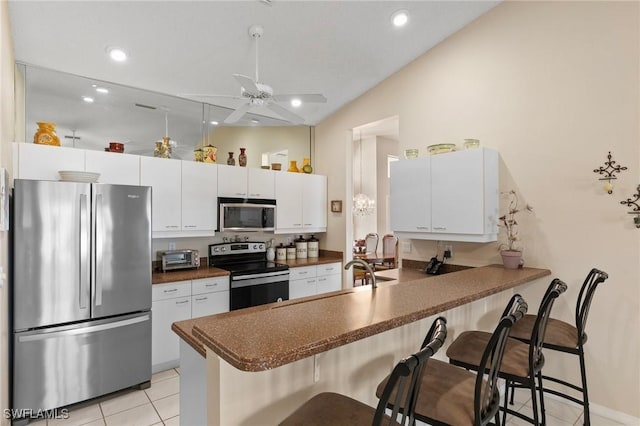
[344,258,377,288]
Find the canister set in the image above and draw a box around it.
[275,235,319,261]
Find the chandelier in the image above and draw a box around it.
[353,133,375,216]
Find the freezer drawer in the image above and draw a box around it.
[12,312,151,413]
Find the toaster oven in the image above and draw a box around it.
[157,249,200,272]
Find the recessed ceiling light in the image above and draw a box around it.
[391,10,409,27]
[210,121,219,126]
[83,96,94,103]
[250,119,260,124]
[95,87,109,94]
[291,99,302,108]
[107,47,127,62]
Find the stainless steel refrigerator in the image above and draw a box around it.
[11,179,152,415]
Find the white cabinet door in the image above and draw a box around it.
[316,262,342,294]
[151,296,191,371]
[182,161,217,232]
[431,150,485,235]
[218,165,248,198]
[140,157,182,233]
[275,172,304,232]
[248,168,275,199]
[85,151,140,185]
[191,291,229,318]
[390,157,431,232]
[302,174,327,231]
[14,143,85,181]
[289,278,317,300]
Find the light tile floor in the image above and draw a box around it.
[28,369,623,426]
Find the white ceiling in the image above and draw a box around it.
[9,0,499,128]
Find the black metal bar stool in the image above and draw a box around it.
[376,295,528,426]
[446,279,567,425]
[508,268,609,426]
[279,317,447,426]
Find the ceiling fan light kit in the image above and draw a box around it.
[182,24,327,125]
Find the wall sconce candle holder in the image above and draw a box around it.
[593,151,627,194]
[620,185,640,228]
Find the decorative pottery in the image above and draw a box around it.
[271,163,282,171]
[154,137,172,158]
[427,143,456,155]
[239,148,247,167]
[203,145,217,163]
[109,142,124,153]
[302,157,313,174]
[463,139,480,150]
[227,152,236,166]
[501,250,523,269]
[288,160,299,173]
[34,122,60,146]
[193,149,204,162]
[404,149,419,159]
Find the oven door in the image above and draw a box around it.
[219,200,276,232]
[230,270,289,310]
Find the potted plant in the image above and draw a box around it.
[499,190,533,269]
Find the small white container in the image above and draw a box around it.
[307,235,319,258]
[286,245,297,260]
[295,235,307,259]
[276,245,287,261]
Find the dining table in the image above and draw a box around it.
[353,251,395,265]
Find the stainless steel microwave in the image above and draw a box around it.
[218,198,276,232]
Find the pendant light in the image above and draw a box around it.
[353,133,375,216]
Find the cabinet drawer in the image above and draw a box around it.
[289,266,317,280]
[317,262,342,276]
[192,276,230,295]
[152,281,191,301]
[191,291,229,318]
[289,278,317,300]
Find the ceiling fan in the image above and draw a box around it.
[183,24,327,125]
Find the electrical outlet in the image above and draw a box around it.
[168,242,176,251]
[402,241,412,253]
[444,245,453,258]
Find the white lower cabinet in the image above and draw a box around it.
[151,281,192,373]
[288,262,342,300]
[151,276,230,372]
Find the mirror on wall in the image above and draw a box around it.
[16,63,311,161]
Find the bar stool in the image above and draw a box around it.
[376,295,528,426]
[279,317,447,426]
[508,268,608,426]
[446,279,567,425]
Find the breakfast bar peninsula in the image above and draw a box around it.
[173,265,550,425]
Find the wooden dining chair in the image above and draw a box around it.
[364,233,379,254]
[375,234,398,270]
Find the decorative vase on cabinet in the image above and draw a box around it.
[227,152,236,166]
[302,157,313,174]
[500,250,523,269]
[239,148,247,167]
[288,160,299,173]
[33,122,60,146]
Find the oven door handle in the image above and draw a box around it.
[232,271,289,281]
[231,273,290,289]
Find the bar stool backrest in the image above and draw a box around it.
[374,317,447,426]
[530,278,568,371]
[474,295,528,426]
[576,268,609,343]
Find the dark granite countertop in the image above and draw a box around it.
[172,265,550,371]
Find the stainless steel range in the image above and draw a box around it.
[209,242,289,310]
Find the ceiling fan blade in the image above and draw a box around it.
[267,103,305,124]
[224,102,253,124]
[272,94,327,103]
[233,74,260,96]
[177,93,243,100]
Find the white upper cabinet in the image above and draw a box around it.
[181,161,218,232]
[217,165,248,198]
[140,157,182,233]
[247,168,275,199]
[85,151,140,185]
[218,166,275,199]
[14,143,85,181]
[275,173,327,234]
[390,157,431,233]
[14,143,140,185]
[390,148,499,242]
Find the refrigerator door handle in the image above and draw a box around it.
[17,314,150,343]
[79,194,90,310]
[93,193,103,306]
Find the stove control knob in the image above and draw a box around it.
[221,247,226,252]
[259,244,264,250]
[213,247,219,252]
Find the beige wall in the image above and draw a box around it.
[316,1,639,419]
[0,0,14,424]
